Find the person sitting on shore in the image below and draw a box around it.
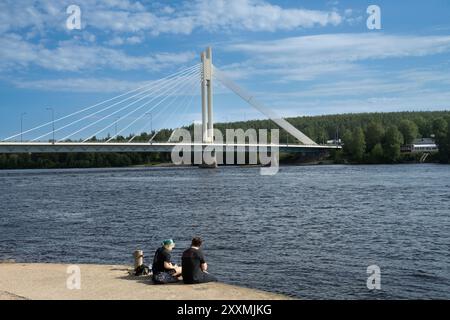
[151,239,182,284]
[181,237,217,284]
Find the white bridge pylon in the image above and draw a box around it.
[201,47,214,144]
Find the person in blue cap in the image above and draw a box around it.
[151,239,182,284]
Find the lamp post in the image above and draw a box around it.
[115,117,119,138]
[150,113,153,134]
[46,107,55,144]
[145,112,152,134]
[20,112,26,142]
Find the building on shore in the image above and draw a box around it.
[401,138,439,153]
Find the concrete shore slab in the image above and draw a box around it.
[0,263,289,300]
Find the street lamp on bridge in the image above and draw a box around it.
[115,116,120,138]
[20,112,26,142]
[46,107,55,144]
[145,112,152,134]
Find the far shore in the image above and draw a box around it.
[0,262,290,300]
[1,160,445,171]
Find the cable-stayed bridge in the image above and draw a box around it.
[0,48,340,156]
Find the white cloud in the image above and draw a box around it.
[80,0,344,36]
[219,61,363,82]
[107,35,144,46]
[126,35,143,44]
[107,37,126,46]
[221,33,450,82]
[11,77,148,93]
[278,91,450,116]
[0,33,196,72]
[0,0,344,37]
[190,0,342,32]
[227,33,450,64]
[217,33,450,115]
[267,78,421,100]
[233,65,450,117]
[160,6,175,15]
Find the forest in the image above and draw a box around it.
[1,111,450,169]
[214,110,450,164]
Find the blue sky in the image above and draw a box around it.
[1,0,450,140]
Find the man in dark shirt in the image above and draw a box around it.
[182,237,217,284]
[152,239,182,283]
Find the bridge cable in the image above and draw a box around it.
[127,75,198,143]
[60,67,200,142]
[34,65,200,142]
[80,68,200,142]
[3,64,200,141]
[128,76,199,143]
[149,79,200,143]
[106,69,200,143]
[79,68,200,143]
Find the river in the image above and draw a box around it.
[0,164,449,299]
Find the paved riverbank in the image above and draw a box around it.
[0,263,289,300]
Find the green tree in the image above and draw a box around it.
[332,149,345,164]
[414,116,431,138]
[383,126,403,162]
[446,121,450,163]
[368,143,384,164]
[0,154,8,168]
[365,121,385,151]
[343,127,365,162]
[353,127,366,161]
[432,117,450,163]
[398,119,418,144]
[315,128,328,145]
[342,129,353,158]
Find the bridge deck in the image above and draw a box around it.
[0,142,341,154]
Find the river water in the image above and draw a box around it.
[0,164,449,299]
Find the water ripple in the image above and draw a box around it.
[0,164,449,299]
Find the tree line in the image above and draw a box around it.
[215,110,450,164]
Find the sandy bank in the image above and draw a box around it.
[0,263,289,300]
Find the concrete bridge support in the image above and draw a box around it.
[200,47,217,168]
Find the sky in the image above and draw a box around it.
[1,0,450,140]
